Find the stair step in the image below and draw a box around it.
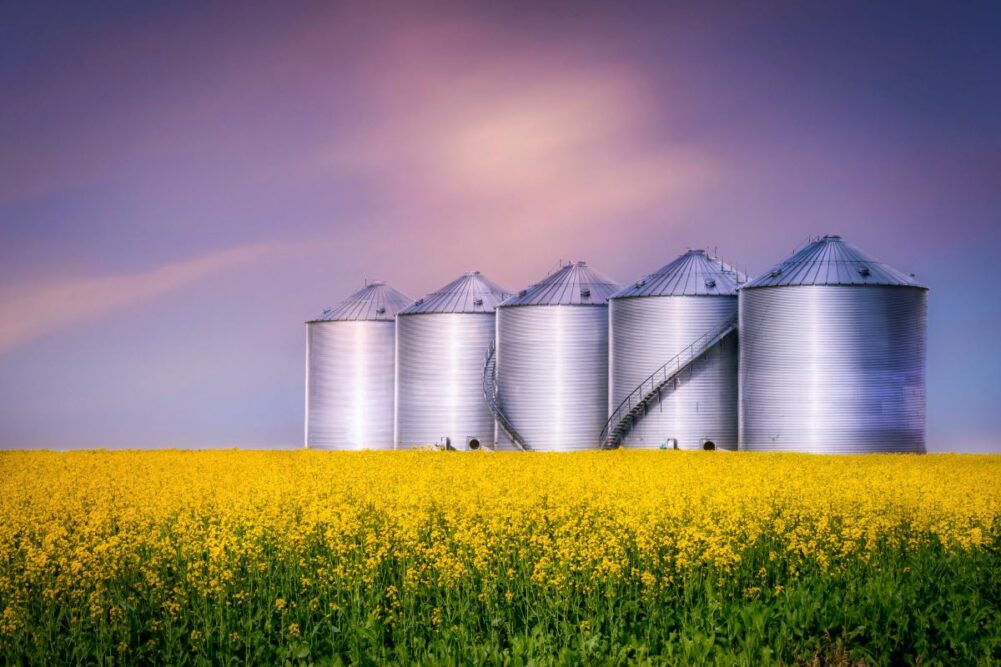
[482,340,530,451]
[600,319,737,448]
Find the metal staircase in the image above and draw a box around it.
[600,317,738,449]
[482,341,530,451]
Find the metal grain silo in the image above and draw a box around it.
[739,235,927,454]
[489,261,620,451]
[395,272,512,450]
[606,250,744,450]
[305,281,412,450]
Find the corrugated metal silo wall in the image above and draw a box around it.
[305,320,396,450]
[395,312,497,449]
[739,285,927,453]
[610,296,738,449]
[496,305,608,451]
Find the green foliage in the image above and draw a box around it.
[2,541,999,665]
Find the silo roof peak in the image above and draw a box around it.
[501,261,619,307]
[612,250,745,298]
[307,281,412,322]
[399,271,511,315]
[743,235,926,289]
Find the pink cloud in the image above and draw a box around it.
[320,16,717,275]
[0,7,719,351]
[0,242,290,354]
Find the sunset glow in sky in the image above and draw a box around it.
[1,1,999,450]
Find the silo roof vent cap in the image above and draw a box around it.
[769,268,783,277]
[580,287,591,298]
[635,279,646,288]
[473,297,484,306]
[375,307,386,315]
[858,266,871,277]
[705,278,716,288]
[518,289,528,297]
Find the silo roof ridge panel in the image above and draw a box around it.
[744,235,925,289]
[612,250,744,298]
[398,272,513,314]
[308,282,412,322]
[500,261,620,306]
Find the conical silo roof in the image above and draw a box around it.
[399,271,512,315]
[307,281,412,322]
[500,261,620,307]
[743,235,925,289]
[612,249,746,298]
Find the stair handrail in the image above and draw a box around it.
[600,316,738,448]
[482,340,530,451]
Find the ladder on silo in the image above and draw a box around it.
[600,316,738,449]
[482,341,530,451]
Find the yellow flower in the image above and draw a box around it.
[0,447,997,644]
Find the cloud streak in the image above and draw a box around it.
[0,242,283,354]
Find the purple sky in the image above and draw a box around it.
[1,1,999,451]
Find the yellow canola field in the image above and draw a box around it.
[1,450,999,636]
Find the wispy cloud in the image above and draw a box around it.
[0,242,284,354]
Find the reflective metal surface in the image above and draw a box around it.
[396,312,499,450]
[500,261,619,306]
[305,320,397,449]
[305,281,410,449]
[496,305,611,451]
[739,285,927,453]
[399,272,511,315]
[610,296,738,449]
[396,272,511,450]
[309,281,412,322]
[493,261,619,451]
[745,235,923,288]
[613,249,745,298]
[482,339,528,450]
